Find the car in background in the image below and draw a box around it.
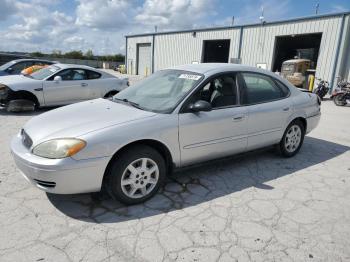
[10,63,321,204]
[0,59,55,76]
[0,64,129,111]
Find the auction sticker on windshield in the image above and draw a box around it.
[179,74,201,80]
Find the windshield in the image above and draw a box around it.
[282,63,295,72]
[0,61,16,71]
[114,70,203,113]
[30,65,60,80]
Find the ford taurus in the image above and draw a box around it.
[11,64,321,204]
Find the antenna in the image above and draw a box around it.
[315,3,319,14]
[259,6,265,23]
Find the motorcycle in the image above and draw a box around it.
[331,80,350,106]
[313,78,329,100]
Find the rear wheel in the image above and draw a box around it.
[277,120,305,157]
[333,94,346,106]
[105,145,166,204]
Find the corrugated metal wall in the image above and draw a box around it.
[153,29,241,71]
[126,13,350,85]
[241,16,343,82]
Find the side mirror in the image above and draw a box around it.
[54,76,62,82]
[188,100,212,112]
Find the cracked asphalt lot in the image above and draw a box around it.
[0,101,349,262]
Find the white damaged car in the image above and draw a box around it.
[0,64,129,111]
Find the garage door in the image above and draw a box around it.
[137,43,152,76]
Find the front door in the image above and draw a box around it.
[43,69,90,106]
[179,73,248,166]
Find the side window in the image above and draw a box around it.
[9,62,31,74]
[56,69,87,81]
[275,80,290,97]
[241,73,286,104]
[86,70,101,80]
[189,74,237,108]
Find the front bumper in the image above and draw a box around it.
[11,133,110,194]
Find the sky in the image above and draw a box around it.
[0,0,349,55]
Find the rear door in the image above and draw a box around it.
[84,70,104,99]
[238,72,292,150]
[43,69,90,106]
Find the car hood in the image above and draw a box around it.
[0,74,35,86]
[23,98,157,144]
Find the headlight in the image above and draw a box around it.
[32,138,86,159]
[0,84,8,93]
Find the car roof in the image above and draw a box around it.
[170,63,273,76]
[53,63,98,71]
[12,59,54,63]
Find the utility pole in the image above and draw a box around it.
[154,25,158,32]
[315,3,319,14]
[231,16,235,26]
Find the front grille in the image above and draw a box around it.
[33,179,56,188]
[21,129,33,149]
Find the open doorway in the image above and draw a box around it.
[272,33,322,72]
[202,40,230,63]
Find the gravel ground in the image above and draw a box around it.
[0,100,349,262]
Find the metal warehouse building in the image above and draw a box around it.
[125,11,350,89]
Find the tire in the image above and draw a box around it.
[105,145,166,205]
[333,94,346,106]
[277,120,305,157]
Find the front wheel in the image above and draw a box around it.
[277,120,305,157]
[105,145,166,205]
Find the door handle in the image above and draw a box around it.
[34,88,43,91]
[81,83,88,87]
[233,115,245,121]
[283,107,290,111]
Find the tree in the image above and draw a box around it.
[64,50,84,59]
[30,52,44,57]
[51,50,63,58]
[85,49,94,60]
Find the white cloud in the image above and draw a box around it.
[0,0,17,21]
[75,0,133,29]
[231,0,291,25]
[135,0,216,30]
[331,4,348,13]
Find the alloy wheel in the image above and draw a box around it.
[120,158,159,199]
[284,125,302,153]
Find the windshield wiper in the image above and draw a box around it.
[113,98,144,110]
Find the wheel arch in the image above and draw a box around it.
[10,90,40,107]
[288,116,307,132]
[102,139,174,184]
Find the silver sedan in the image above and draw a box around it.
[11,63,321,204]
[0,64,128,111]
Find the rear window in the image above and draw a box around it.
[87,70,101,80]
